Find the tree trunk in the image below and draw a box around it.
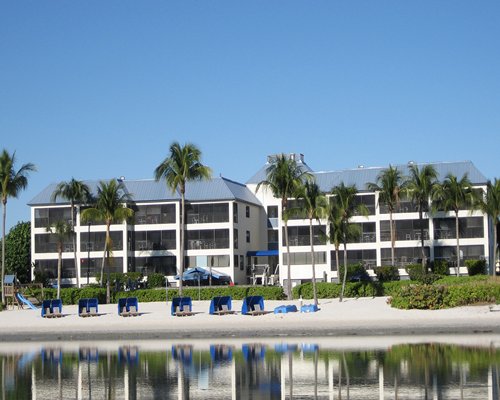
[309,217,317,306]
[390,210,395,266]
[335,245,340,283]
[419,209,426,274]
[455,211,460,277]
[71,203,80,288]
[1,200,6,305]
[340,238,348,302]
[494,224,498,276]
[179,191,185,297]
[57,243,62,299]
[284,218,292,300]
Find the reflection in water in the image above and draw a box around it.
[0,339,499,399]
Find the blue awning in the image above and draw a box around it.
[246,250,279,257]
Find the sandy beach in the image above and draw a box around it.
[1,297,500,342]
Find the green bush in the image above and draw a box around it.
[97,272,144,288]
[465,259,487,276]
[405,264,426,281]
[147,273,166,288]
[435,275,489,285]
[388,284,447,310]
[430,259,449,276]
[374,266,400,282]
[338,263,370,282]
[389,279,500,309]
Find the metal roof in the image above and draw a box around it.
[313,161,488,193]
[29,177,262,206]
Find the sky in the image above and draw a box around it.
[1,1,499,232]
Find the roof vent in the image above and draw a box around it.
[358,165,364,169]
[118,176,125,182]
[408,161,415,166]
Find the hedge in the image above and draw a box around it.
[26,285,286,305]
[389,279,500,309]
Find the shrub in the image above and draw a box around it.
[338,263,370,283]
[465,259,487,276]
[405,264,426,281]
[147,273,166,288]
[374,266,400,282]
[388,284,447,310]
[390,279,500,309]
[430,259,449,276]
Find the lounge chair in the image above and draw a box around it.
[41,299,63,318]
[242,296,267,316]
[79,298,99,317]
[118,297,140,317]
[171,297,194,316]
[209,296,235,315]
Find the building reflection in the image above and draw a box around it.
[0,341,499,399]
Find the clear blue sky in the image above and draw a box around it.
[1,1,499,231]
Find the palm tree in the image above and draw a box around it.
[256,154,311,300]
[433,173,478,277]
[80,179,134,302]
[477,179,500,275]
[330,183,368,302]
[51,178,91,288]
[46,220,73,299]
[405,164,438,272]
[293,180,325,307]
[0,150,36,305]
[368,165,405,266]
[154,142,211,297]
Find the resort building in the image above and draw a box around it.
[28,155,494,288]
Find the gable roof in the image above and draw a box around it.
[28,177,262,207]
[313,161,488,193]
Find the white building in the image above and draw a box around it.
[28,155,494,287]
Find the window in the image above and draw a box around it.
[234,229,238,249]
[186,203,229,224]
[283,225,326,246]
[246,230,251,243]
[130,256,177,276]
[330,249,376,271]
[267,206,278,219]
[240,255,244,271]
[283,252,327,265]
[233,203,238,223]
[186,229,230,249]
[246,206,250,218]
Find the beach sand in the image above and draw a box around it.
[1,297,500,342]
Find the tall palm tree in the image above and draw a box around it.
[433,173,478,277]
[80,179,134,302]
[331,183,368,302]
[256,154,311,300]
[293,180,325,307]
[154,142,211,297]
[0,149,36,305]
[477,179,500,275]
[368,165,405,267]
[46,220,73,299]
[51,178,91,288]
[405,164,438,272]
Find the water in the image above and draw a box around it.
[1,336,499,399]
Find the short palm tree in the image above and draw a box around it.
[256,154,311,300]
[330,183,368,302]
[477,179,500,275]
[0,149,36,305]
[433,173,478,276]
[368,165,405,266]
[405,164,438,272]
[46,220,73,299]
[154,142,211,297]
[80,180,134,302]
[51,178,91,287]
[293,180,325,307]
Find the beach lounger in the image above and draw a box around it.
[118,297,140,317]
[171,297,194,316]
[242,296,267,316]
[79,298,100,317]
[209,296,235,315]
[42,299,63,318]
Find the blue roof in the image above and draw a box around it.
[29,177,262,206]
[313,161,488,193]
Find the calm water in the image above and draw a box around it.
[0,337,499,399]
